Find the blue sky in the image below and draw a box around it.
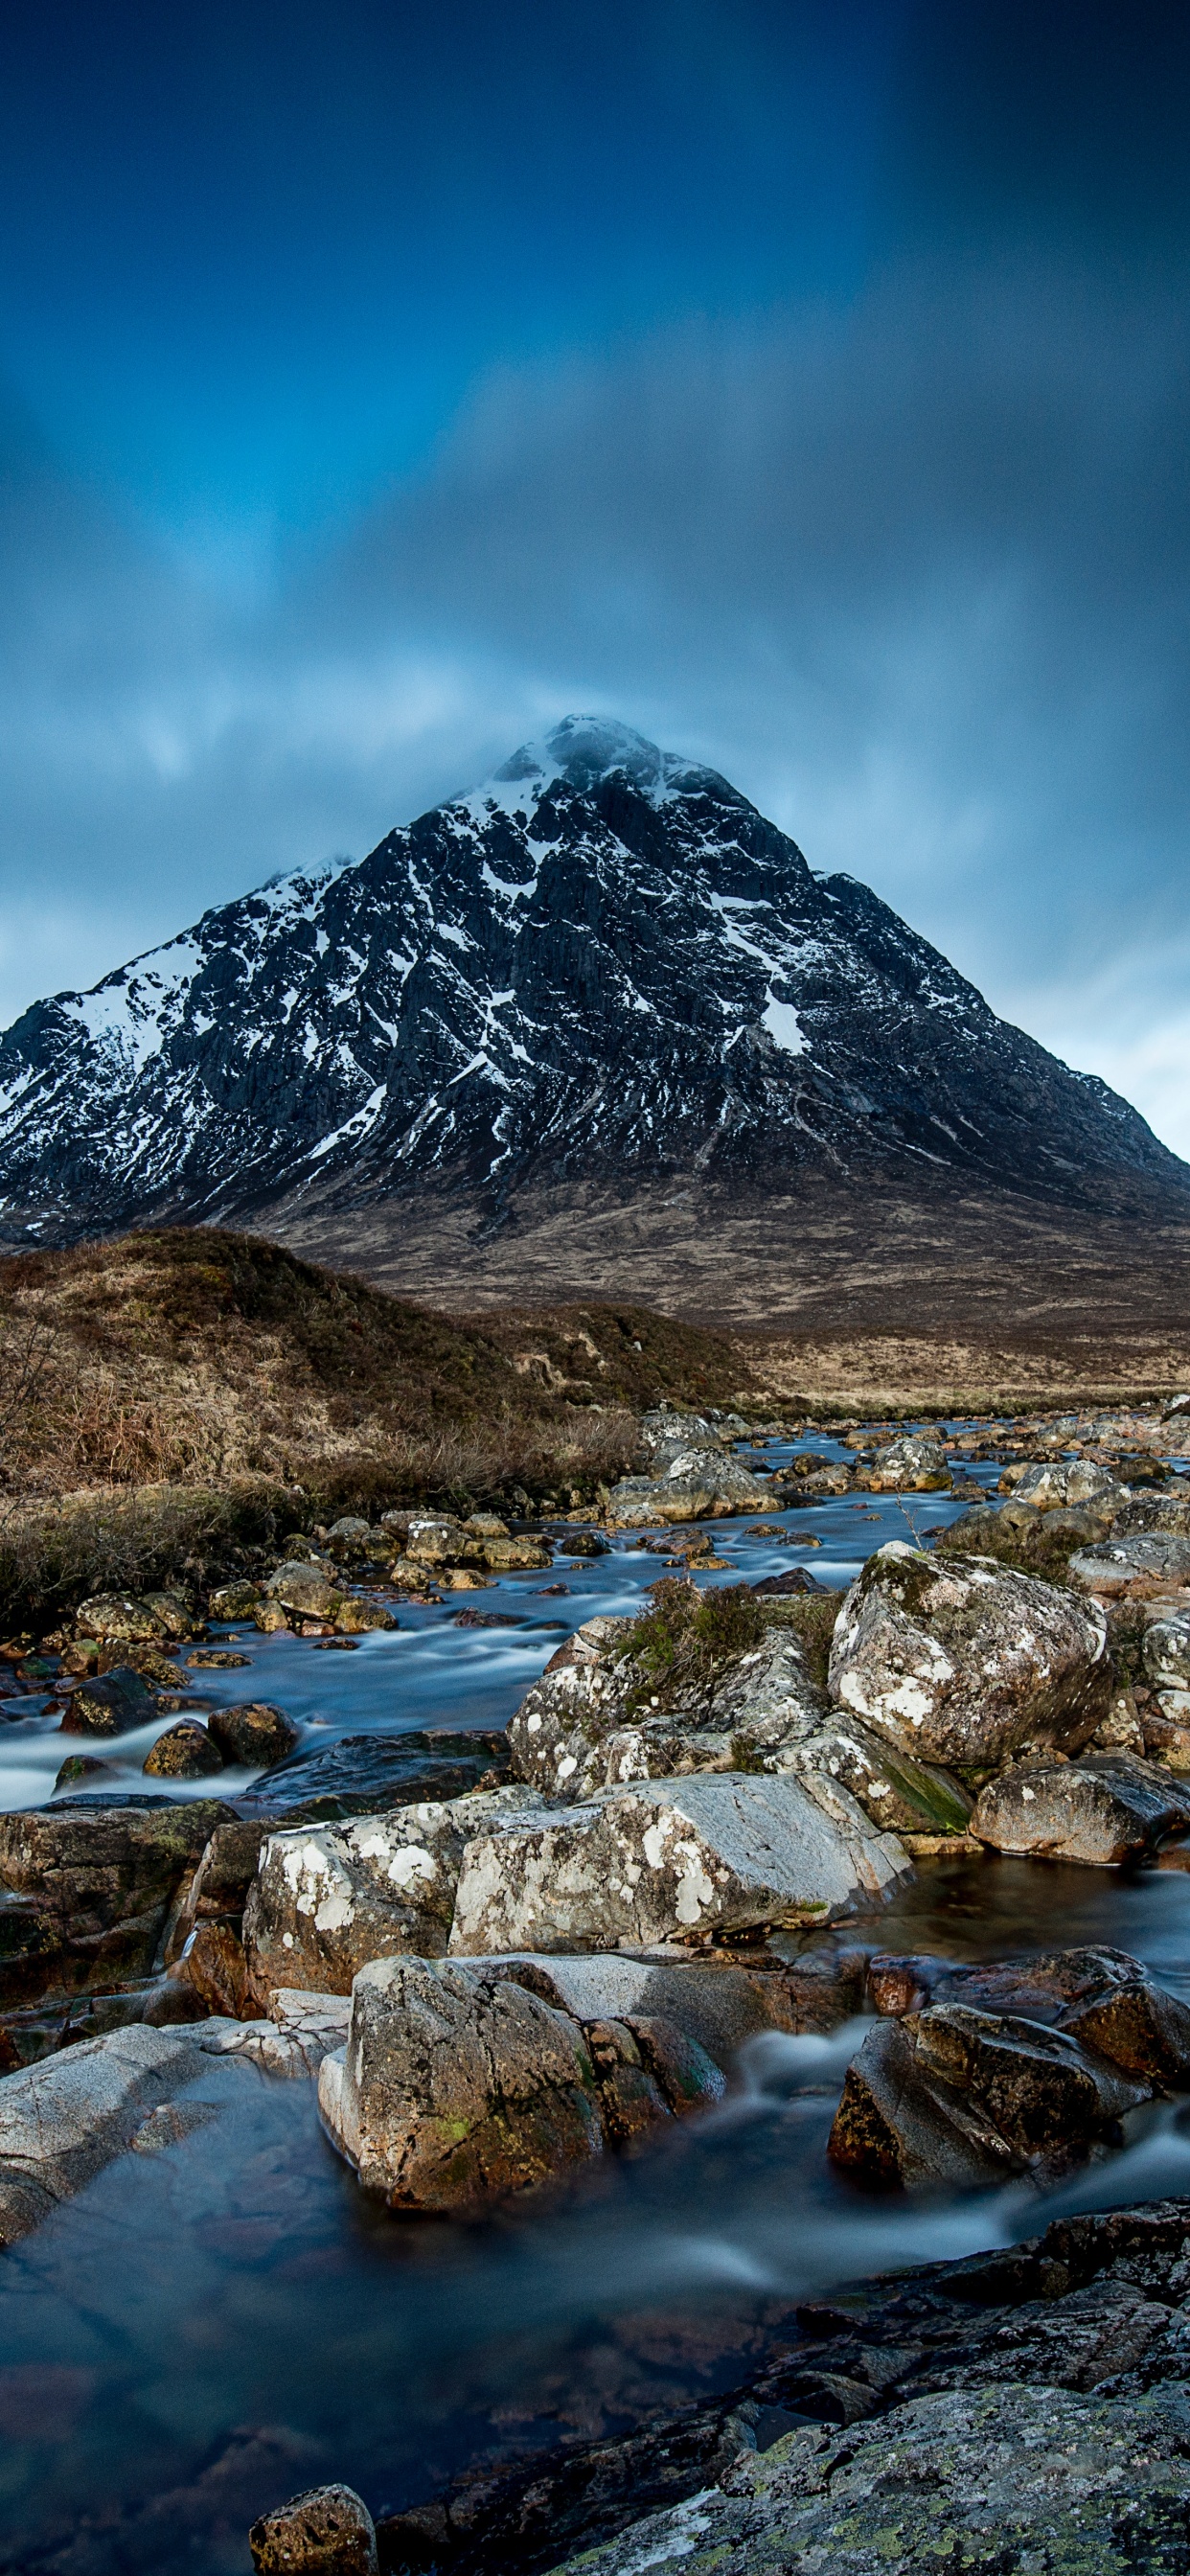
[3,1,1190,1146]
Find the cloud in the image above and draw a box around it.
[2,253,1189,1154]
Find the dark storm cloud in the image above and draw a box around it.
[1,1,1188,1142]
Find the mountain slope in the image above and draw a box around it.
[0,715,1183,1255]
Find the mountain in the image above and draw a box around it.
[0,717,1185,1298]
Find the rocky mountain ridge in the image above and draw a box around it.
[0,714,1183,1253]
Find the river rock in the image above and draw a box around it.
[507,1618,831,1802]
[1069,1533,1190,1597]
[865,1941,1190,2085]
[828,1544,1110,1770]
[1013,1460,1118,1512]
[1113,1488,1190,1537]
[143,1720,224,1778]
[241,1788,541,1995]
[1144,1610,1190,1692]
[971,1750,1190,1863]
[481,1953,796,2066]
[317,1954,606,2208]
[448,1771,908,1956]
[235,1727,510,1821]
[249,2483,378,2576]
[0,1800,235,2001]
[829,2001,1149,2189]
[59,1665,159,1736]
[263,1561,345,1621]
[207,1703,301,1767]
[865,1434,951,1492]
[181,1920,256,2016]
[171,1817,270,1950]
[72,1593,170,1644]
[209,1578,264,1619]
[0,2020,249,2245]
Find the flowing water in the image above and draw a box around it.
[2,1436,1189,2573]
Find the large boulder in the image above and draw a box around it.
[447,1771,908,1957]
[241,1787,541,1995]
[262,1561,345,1621]
[828,1544,1111,1772]
[478,1952,797,2067]
[865,1941,1190,2086]
[1013,1460,1118,1512]
[143,1720,224,1779]
[317,1955,606,2209]
[971,1751,1190,1863]
[828,2002,1149,2190]
[0,2021,242,2245]
[507,1615,830,1803]
[1068,1534,1190,1597]
[0,1800,235,2002]
[59,1666,159,1737]
[865,1434,951,1493]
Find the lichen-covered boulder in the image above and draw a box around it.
[317,1955,605,2209]
[73,1594,169,1644]
[1068,1534,1190,1597]
[1013,1460,1117,1512]
[448,1771,908,1956]
[865,1434,951,1493]
[829,2002,1149,2190]
[828,1543,1111,1771]
[605,1448,773,1526]
[508,1610,839,1806]
[241,1788,541,1994]
[971,1751,1190,1864]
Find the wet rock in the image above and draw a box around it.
[143,1720,224,1779]
[770,1713,973,1839]
[324,1517,377,1555]
[829,1544,1110,1769]
[1013,1459,1118,1511]
[546,2384,1190,2576]
[0,1800,234,2001]
[54,1755,113,1792]
[783,1461,854,1498]
[606,1446,774,1526]
[263,1561,345,1621]
[206,1703,301,1768]
[865,1942,1190,2086]
[235,1727,510,1821]
[481,1952,797,2067]
[0,2021,249,2245]
[448,1771,908,1957]
[249,2483,378,2575]
[828,2002,1148,2190]
[1069,1533,1190,1596]
[180,1920,255,2017]
[971,1749,1190,1862]
[332,1598,399,1632]
[559,1530,610,1558]
[187,1647,251,1668]
[480,1536,553,1572]
[172,1817,270,1947]
[59,1665,159,1736]
[73,1594,169,1644]
[209,1578,264,1619]
[865,1434,951,1492]
[241,1788,541,1996]
[584,2017,673,2142]
[317,1954,605,2209]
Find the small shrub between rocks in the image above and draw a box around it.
[616,1577,767,1713]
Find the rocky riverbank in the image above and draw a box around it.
[3,1389,1190,2568]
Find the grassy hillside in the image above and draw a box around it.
[0,1228,758,1504]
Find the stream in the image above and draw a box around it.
[2,1433,1189,2573]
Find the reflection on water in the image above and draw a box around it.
[2,1433,1184,2568]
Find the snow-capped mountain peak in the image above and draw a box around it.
[0,718,1182,1246]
